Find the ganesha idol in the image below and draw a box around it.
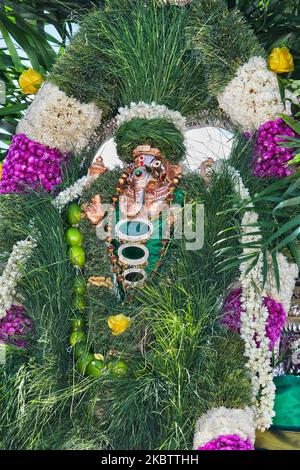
[84,145,184,290]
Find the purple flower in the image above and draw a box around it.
[221,287,243,332]
[0,134,65,194]
[263,297,286,350]
[252,118,299,179]
[197,434,254,451]
[221,288,286,350]
[0,304,32,349]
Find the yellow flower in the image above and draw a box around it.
[107,314,131,336]
[19,68,44,94]
[268,47,294,74]
[0,163,2,181]
[94,353,104,361]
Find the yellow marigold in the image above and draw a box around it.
[268,47,294,74]
[107,314,131,336]
[19,68,44,94]
[0,162,2,180]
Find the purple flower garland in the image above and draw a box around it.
[221,287,286,349]
[252,118,299,179]
[0,134,64,193]
[197,434,254,451]
[0,304,32,348]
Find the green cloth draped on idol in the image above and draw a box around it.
[0,0,299,450]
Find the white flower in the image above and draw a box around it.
[0,238,36,318]
[17,83,102,153]
[218,56,298,130]
[52,175,93,212]
[116,101,186,134]
[193,407,255,449]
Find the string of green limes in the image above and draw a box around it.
[65,202,128,378]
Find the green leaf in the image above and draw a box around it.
[273,226,300,251]
[283,176,300,196]
[217,253,258,273]
[288,241,300,268]
[0,102,28,116]
[266,214,300,243]
[277,75,286,104]
[0,19,23,71]
[262,250,268,287]
[254,173,295,198]
[278,113,300,135]
[271,250,280,292]
[274,195,300,210]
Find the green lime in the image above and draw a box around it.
[65,228,84,247]
[86,359,105,378]
[74,277,86,295]
[76,353,94,375]
[73,341,88,360]
[69,330,86,346]
[73,295,85,311]
[67,203,82,225]
[106,359,128,378]
[70,318,85,331]
[69,246,85,268]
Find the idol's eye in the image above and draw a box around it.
[129,162,134,170]
[153,160,161,168]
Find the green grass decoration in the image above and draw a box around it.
[115,118,186,163]
[187,1,265,95]
[50,0,210,118]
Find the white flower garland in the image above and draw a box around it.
[0,238,36,319]
[116,101,186,133]
[239,244,275,431]
[229,165,250,200]
[52,175,93,212]
[218,56,297,130]
[17,82,102,153]
[227,165,276,430]
[193,407,255,449]
[232,169,275,430]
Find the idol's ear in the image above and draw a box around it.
[92,139,123,172]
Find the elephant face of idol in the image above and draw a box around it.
[127,153,166,190]
[125,153,167,215]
